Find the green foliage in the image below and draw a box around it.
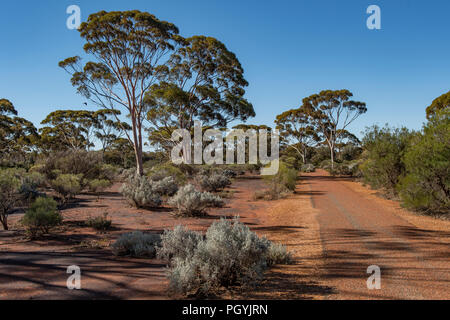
[260,162,298,200]
[300,163,316,173]
[50,174,82,203]
[426,91,450,120]
[360,125,414,195]
[168,184,224,216]
[0,169,21,230]
[21,197,62,238]
[112,231,161,257]
[19,171,45,204]
[157,218,291,297]
[147,162,187,184]
[86,213,112,231]
[397,110,450,213]
[88,179,112,199]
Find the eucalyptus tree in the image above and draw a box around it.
[275,106,320,164]
[94,109,131,154]
[40,110,97,151]
[426,91,450,119]
[0,99,39,161]
[59,10,181,176]
[302,90,367,169]
[145,36,255,162]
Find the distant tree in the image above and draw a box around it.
[426,91,450,119]
[302,90,367,169]
[0,99,39,163]
[275,106,320,164]
[93,109,131,154]
[59,10,181,176]
[40,110,97,151]
[145,36,255,162]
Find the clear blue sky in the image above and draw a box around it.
[1,0,449,137]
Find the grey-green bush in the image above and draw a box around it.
[112,231,161,257]
[120,174,162,208]
[21,197,62,238]
[157,218,292,297]
[168,184,224,216]
[86,213,112,231]
[151,176,179,197]
[198,173,232,192]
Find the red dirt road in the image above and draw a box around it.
[304,170,450,299]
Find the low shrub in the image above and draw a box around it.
[86,213,112,231]
[266,242,293,266]
[198,173,232,192]
[50,174,82,203]
[0,170,21,230]
[301,163,315,173]
[111,231,161,257]
[88,179,112,200]
[147,163,187,184]
[19,172,46,204]
[157,218,292,297]
[21,197,62,238]
[151,176,179,197]
[168,184,224,216]
[120,174,162,208]
[260,162,298,200]
[157,225,203,261]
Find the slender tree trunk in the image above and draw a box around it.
[330,144,335,170]
[0,213,8,231]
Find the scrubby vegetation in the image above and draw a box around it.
[255,162,298,200]
[157,218,292,297]
[198,172,232,192]
[168,184,224,216]
[112,231,161,258]
[86,213,112,231]
[120,174,163,208]
[20,197,62,238]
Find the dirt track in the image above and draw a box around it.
[304,170,450,299]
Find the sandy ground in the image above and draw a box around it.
[0,175,329,300]
[0,170,448,300]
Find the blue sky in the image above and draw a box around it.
[1,0,449,138]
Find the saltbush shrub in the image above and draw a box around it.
[50,174,82,203]
[21,197,62,238]
[112,231,161,257]
[198,173,232,192]
[168,184,224,216]
[0,169,21,230]
[266,242,293,266]
[151,176,179,197]
[120,174,162,208]
[157,218,292,297]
